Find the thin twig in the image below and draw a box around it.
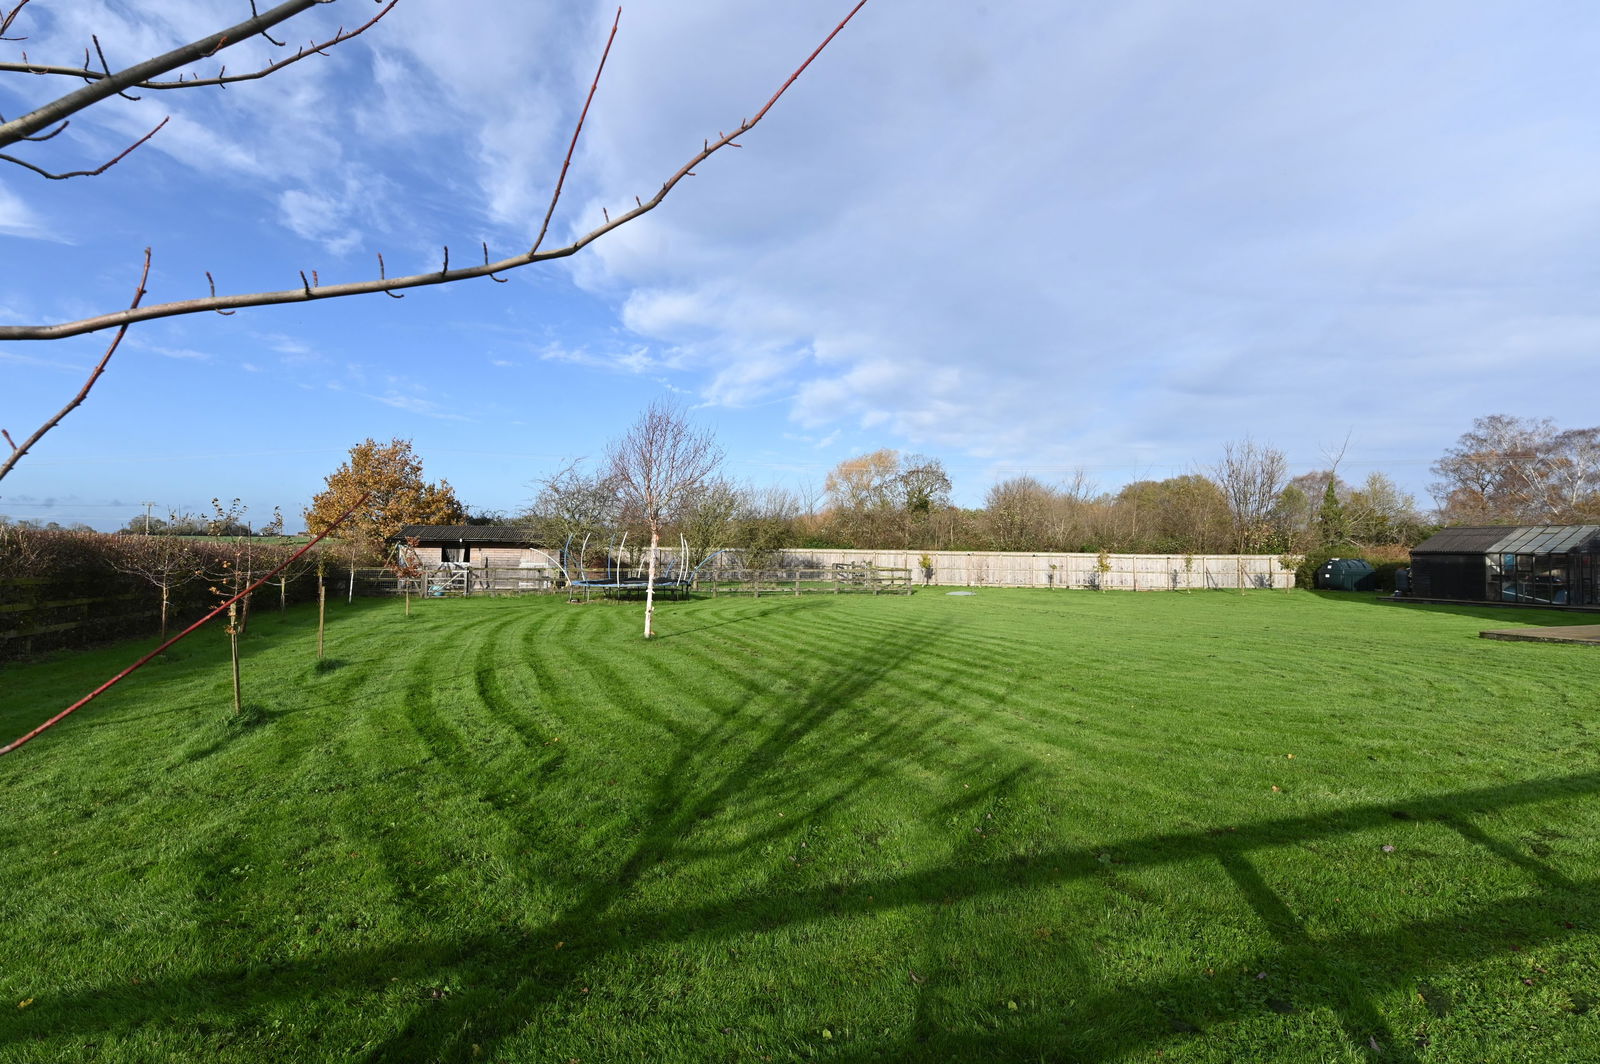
[0,115,167,179]
[206,271,237,315]
[17,118,65,141]
[530,6,620,255]
[0,0,398,149]
[0,1,397,97]
[0,249,151,483]
[379,252,403,298]
[92,34,141,100]
[0,0,872,339]
[0,0,32,41]
[483,241,507,283]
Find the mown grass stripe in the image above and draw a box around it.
[2,591,1598,1063]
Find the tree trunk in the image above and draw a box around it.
[317,578,326,660]
[228,602,243,717]
[644,528,659,638]
[159,581,169,641]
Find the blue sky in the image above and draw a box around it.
[4,1,1600,531]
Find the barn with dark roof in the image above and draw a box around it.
[391,524,545,567]
[1407,524,1600,607]
[390,525,562,593]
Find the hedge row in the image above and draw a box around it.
[0,528,332,661]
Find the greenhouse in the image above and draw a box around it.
[1407,524,1600,607]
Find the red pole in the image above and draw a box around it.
[0,492,370,758]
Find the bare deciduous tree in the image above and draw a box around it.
[1430,415,1600,524]
[1344,471,1423,545]
[732,484,805,569]
[605,401,723,638]
[984,475,1054,552]
[675,477,743,569]
[528,460,622,566]
[0,0,870,482]
[109,519,199,640]
[1549,427,1600,521]
[1214,438,1288,555]
[822,449,953,547]
[824,449,901,514]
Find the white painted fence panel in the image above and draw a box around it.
[734,549,1292,591]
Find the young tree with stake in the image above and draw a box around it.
[606,401,723,638]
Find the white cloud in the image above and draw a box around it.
[0,349,88,372]
[145,344,211,361]
[8,0,1600,514]
[279,188,362,255]
[364,392,475,422]
[0,181,56,241]
[534,0,1600,489]
[536,340,666,376]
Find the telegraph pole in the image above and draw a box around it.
[141,500,156,534]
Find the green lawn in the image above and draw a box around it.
[0,589,1596,1063]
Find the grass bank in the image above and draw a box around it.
[0,589,1596,1062]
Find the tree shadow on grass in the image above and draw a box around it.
[345,611,980,1063]
[7,606,1600,1061]
[1315,590,1594,629]
[9,770,1598,1061]
[170,705,272,764]
[649,594,839,640]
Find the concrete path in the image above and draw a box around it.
[1480,624,1600,645]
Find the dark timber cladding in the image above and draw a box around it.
[1409,524,1600,607]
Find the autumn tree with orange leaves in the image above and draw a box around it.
[305,438,463,563]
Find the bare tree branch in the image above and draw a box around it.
[0,1,397,94]
[0,114,166,179]
[0,0,398,152]
[531,6,619,256]
[0,0,32,42]
[0,0,871,341]
[0,249,151,482]
[16,118,68,142]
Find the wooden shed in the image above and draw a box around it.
[392,525,547,566]
[391,525,562,593]
[1408,524,1600,607]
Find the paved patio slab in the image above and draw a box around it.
[1480,624,1600,645]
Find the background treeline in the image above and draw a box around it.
[524,447,1433,561]
[519,414,1598,582]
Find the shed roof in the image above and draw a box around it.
[392,524,541,545]
[1411,524,1600,555]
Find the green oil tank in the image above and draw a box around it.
[1315,557,1377,591]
